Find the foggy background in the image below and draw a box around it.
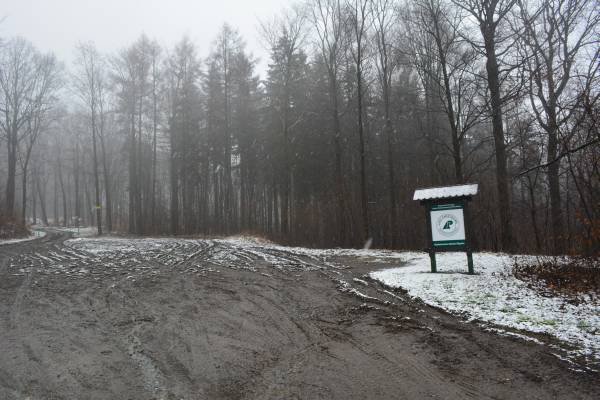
[1,0,281,77]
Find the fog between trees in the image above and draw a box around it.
[0,0,598,254]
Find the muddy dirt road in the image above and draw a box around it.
[0,231,598,399]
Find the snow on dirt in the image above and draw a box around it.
[370,252,600,364]
[49,226,98,238]
[218,235,406,260]
[5,234,598,399]
[0,229,46,246]
[58,235,600,366]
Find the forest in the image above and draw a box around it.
[0,0,598,255]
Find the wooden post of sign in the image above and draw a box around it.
[467,252,474,274]
[429,252,437,273]
[464,201,474,275]
[425,202,436,272]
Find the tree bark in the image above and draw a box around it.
[74,138,81,226]
[6,135,17,216]
[31,167,37,224]
[100,133,113,232]
[170,127,179,235]
[329,74,348,246]
[151,60,158,231]
[21,159,30,223]
[353,2,370,244]
[484,30,513,251]
[128,113,136,233]
[36,174,48,226]
[57,157,68,227]
[547,120,564,253]
[91,108,103,235]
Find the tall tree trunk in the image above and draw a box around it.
[526,178,542,252]
[91,112,103,235]
[357,55,369,244]
[442,63,463,183]
[53,167,58,225]
[6,135,17,216]
[484,34,513,251]
[240,155,248,231]
[547,128,564,254]
[100,134,113,232]
[74,138,81,226]
[223,53,233,234]
[385,118,397,248]
[329,73,348,246]
[381,60,397,247]
[128,114,136,233]
[213,170,221,233]
[281,103,290,239]
[31,168,37,225]
[152,74,158,231]
[432,6,463,183]
[85,182,93,227]
[136,96,144,234]
[21,159,30,223]
[424,82,437,184]
[36,174,48,226]
[57,157,68,227]
[170,130,179,235]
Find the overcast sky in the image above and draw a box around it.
[1,0,291,78]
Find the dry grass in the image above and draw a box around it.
[513,256,600,303]
[0,215,30,240]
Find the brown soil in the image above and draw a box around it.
[0,230,598,399]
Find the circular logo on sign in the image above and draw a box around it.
[436,213,459,237]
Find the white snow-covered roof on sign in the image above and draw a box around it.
[413,183,478,201]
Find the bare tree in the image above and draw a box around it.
[72,42,104,234]
[345,0,371,244]
[518,0,600,253]
[0,38,58,218]
[96,69,114,232]
[452,0,519,251]
[399,1,443,182]
[410,0,484,183]
[149,40,161,231]
[310,0,350,245]
[18,54,59,223]
[164,37,202,235]
[261,6,308,239]
[111,35,159,234]
[371,0,401,246]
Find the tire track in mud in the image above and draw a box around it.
[194,246,473,399]
[127,322,166,396]
[1,233,598,399]
[60,236,600,398]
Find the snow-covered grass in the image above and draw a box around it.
[0,229,46,245]
[370,252,600,364]
[219,235,406,260]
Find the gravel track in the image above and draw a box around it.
[0,230,598,399]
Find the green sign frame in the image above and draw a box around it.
[423,198,474,274]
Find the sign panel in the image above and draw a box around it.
[430,203,465,247]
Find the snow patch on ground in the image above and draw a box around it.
[370,252,600,363]
[48,226,98,238]
[220,235,405,260]
[0,230,46,246]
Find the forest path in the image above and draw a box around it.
[0,232,597,399]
